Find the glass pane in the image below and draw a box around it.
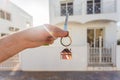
[6,12,11,21]
[87,5,93,14]
[87,29,94,47]
[0,10,5,19]
[61,3,66,16]
[95,3,101,13]
[60,2,73,16]
[87,29,103,47]
[67,2,73,15]
[95,29,103,47]
[87,1,93,14]
[94,0,101,13]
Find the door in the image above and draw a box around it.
[87,28,103,48]
[87,28,114,66]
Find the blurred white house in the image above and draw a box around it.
[1,0,120,71]
[20,0,120,71]
[0,0,33,70]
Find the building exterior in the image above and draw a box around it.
[3,0,120,71]
[0,0,33,70]
[20,0,120,71]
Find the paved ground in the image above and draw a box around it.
[0,71,120,80]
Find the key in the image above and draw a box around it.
[60,12,72,60]
[60,13,72,47]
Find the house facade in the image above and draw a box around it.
[0,0,33,70]
[10,0,120,71]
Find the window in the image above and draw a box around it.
[60,2,73,16]
[0,10,11,21]
[87,0,93,14]
[94,0,101,13]
[9,27,14,31]
[6,12,11,21]
[0,33,8,37]
[87,0,101,14]
[9,27,20,32]
[87,28,103,48]
[0,10,5,19]
[15,28,19,31]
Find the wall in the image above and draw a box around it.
[53,22,87,46]
[20,46,87,71]
[116,46,120,70]
[20,21,117,71]
[104,22,117,47]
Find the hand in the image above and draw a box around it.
[16,24,68,48]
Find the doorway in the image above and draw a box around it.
[87,28,114,66]
[87,28,104,48]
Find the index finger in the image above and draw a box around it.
[44,24,69,38]
[53,30,69,37]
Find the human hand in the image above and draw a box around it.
[16,24,68,48]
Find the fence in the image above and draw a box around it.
[88,44,116,67]
[0,54,20,70]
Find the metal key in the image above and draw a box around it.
[60,13,72,47]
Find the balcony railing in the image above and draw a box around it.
[88,44,116,67]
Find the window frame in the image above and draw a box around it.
[0,10,5,19]
[87,0,101,14]
[6,12,11,21]
[60,1,74,16]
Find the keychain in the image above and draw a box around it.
[60,13,72,60]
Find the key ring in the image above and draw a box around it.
[60,36,72,47]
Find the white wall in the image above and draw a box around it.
[105,22,117,47]
[116,46,120,70]
[102,0,116,13]
[20,46,87,71]
[53,22,87,46]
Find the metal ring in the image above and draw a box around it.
[60,36,72,47]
